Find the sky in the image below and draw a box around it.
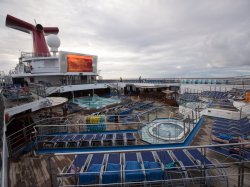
[0,0,250,79]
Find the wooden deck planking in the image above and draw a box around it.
[9,154,73,187]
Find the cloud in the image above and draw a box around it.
[0,0,250,78]
[204,31,250,68]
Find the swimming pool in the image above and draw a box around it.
[72,95,121,109]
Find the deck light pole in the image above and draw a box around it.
[72,91,74,102]
[88,93,91,108]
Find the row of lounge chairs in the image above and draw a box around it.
[201,91,228,100]
[98,100,153,114]
[91,101,153,123]
[181,91,230,103]
[208,100,234,108]
[212,117,250,137]
[37,132,137,149]
[61,149,226,186]
[210,117,250,160]
[133,101,154,111]
[180,93,199,102]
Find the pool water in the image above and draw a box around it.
[152,123,184,138]
[141,118,187,144]
[73,96,121,109]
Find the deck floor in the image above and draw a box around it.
[9,154,73,187]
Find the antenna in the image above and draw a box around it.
[34,19,37,25]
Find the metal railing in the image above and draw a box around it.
[34,121,141,135]
[54,142,250,187]
[1,92,8,187]
[6,104,202,156]
[0,93,4,187]
[6,113,141,156]
[21,51,52,58]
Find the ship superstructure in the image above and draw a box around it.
[5,14,107,98]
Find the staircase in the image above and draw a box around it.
[29,84,60,97]
[45,86,60,96]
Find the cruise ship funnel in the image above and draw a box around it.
[5,14,59,56]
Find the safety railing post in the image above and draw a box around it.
[238,144,245,187]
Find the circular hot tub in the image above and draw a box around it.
[148,119,186,141]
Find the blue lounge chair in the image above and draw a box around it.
[212,125,241,132]
[156,150,180,179]
[103,134,113,146]
[102,153,121,184]
[115,133,124,146]
[212,133,234,142]
[67,154,89,173]
[79,134,94,147]
[124,153,145,182]
[209,144,250,160]
[141,151,163,181]
[187,149,212,166]
[79,153,105,185]
[126,133,136,145]
[212,129,242,137]
[67,134,85,148]
[44,135,66,148]
[63,134,75,141]
[172,149,212,185]
[213,123,239,129]
[141,151,155,162]
[91,134,103,146]
[37,135,55,149]
[55,134,75,148]
[209,146,242,160]
[156,151,174,166]
[172,149,195,169]
[51,135,66,143]
[74,134,85,141]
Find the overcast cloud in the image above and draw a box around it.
[0,0,250,78]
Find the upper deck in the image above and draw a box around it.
[10,51,98,76]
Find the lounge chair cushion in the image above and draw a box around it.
[218,133,232,140]
[102,163,121,184]
[79,164,102,185]
[144,161,163,181]
[125,161,144,182]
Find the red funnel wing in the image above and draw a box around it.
[5,14,34,34]
[44,27,59,35]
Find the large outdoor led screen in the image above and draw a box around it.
[67,54,93,72]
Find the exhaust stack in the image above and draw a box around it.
[6,14,59,56]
